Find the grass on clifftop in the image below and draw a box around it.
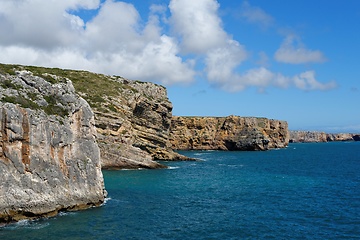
[0,63,139,112]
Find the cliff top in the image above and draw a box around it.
[0,63,168,114]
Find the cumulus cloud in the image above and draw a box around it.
[205,40,247,82]
[209,67,336,92]
[0,0,195,85]
[239,1,274,29]
[209,67,284,92]
[275,35,327,64]
[293,71,337,91]
[0,0,86,49]
[169,0,229,54]
[0,0,335,92]
[170,0,248,89]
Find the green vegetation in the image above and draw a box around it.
[108,104,117,112]
[43,95,68,117]
[0,63,137,111]
[0,64,17,75]
[27,91,39,101]
[0,63,169,117]
[38,74,58,84]
[1,94,40,110]
[0,93,68,117]
[0,79,23,90]
[21,65,131,110]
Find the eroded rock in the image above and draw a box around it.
[169,116,289,151]
[0,70,105,223]
[289,131,359,143]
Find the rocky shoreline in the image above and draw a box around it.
[0,63,358,224]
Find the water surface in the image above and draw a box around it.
[1,142,359,239]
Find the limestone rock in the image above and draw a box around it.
[289,131,359,143]
[0,64,193,170]
[0,69,105,223]
[93,79,194,168]
[169,116,289,151]
[326,133,356,142]
[289,131,328,143]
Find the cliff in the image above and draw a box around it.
[0,64,189,170]
[289,131,360,143]
[170,116,289,151]
[0,68,105,223]
[289,131,327,143]
[94,79,191,169]
[327,133,359,141]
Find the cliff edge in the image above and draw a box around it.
[170,116,289,151]
[0,64,190,170]
[0,67,105,223]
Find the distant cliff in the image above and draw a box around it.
[0,68,105,223]
[289,131,360,142]
[170,116,289,151]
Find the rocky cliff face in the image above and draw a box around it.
[289,131,328,143]
[0,68,105,223]
[170,116,289,151]
[0,64,188,170]
[289,131,359,142]
[326,133,358,141]
[95,79,190,169]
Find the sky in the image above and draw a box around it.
[0,0,359,132]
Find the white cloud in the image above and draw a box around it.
[0,0,195,85]
[293,71,337,91]
[97,35,196,84]
[170,0,249,90]
[208,66,336,92]
[210,67,285,92]
[275,35,327,64]
[84,1,143,52]
[239,1,274,29]
[256,51,270,67]
[205,40,247,82]
[169,0,229,54]
[0,0,335,92]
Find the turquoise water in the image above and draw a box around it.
[1,142,360,239]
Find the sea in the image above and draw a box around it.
[1,142,359,239]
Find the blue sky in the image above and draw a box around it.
[0,0,359,132]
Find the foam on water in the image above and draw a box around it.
[167,166,180,170]
[102,197,112,205]
[3,219,50,231]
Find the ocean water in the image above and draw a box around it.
[1,142,360,239]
